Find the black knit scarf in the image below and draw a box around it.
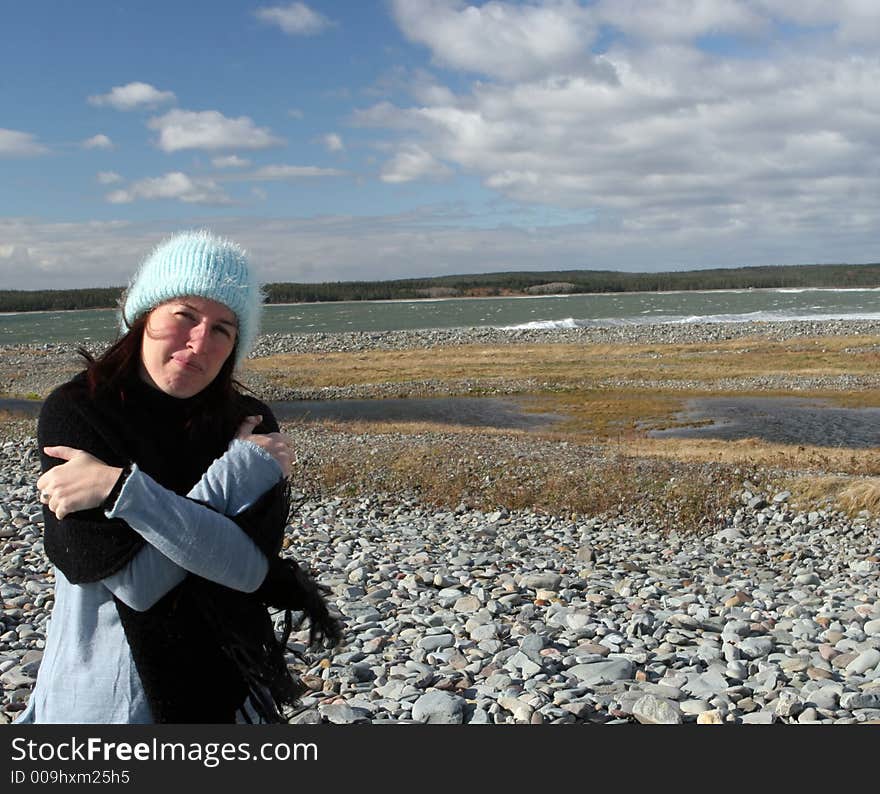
[38,370,331,723]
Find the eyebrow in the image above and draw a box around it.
[180,302,238,328]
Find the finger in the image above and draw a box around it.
[235,415,262,439]
[43,445,81,461]
[236,415,261,435]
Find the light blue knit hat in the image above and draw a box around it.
[121,230,261,366]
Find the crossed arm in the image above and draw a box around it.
[38,412,294,611]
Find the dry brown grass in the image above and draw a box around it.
[288,433,740,534]
[784,474,880,517]
[519,389,691,439]
[837,479,880,515]
[244,334,880,392]
[622,436,880,475]
[837,477,880,515]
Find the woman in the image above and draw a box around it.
[16,230,339,724]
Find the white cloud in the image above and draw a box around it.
[212,155,252,168]
[255,2,332,35]
[749,1,880,43]
[287,108,305,119]
[0,219,146,289]
[96,171,122,184]
[5,202,880,292]
[148,109,284,152]
[390,0,602,81]
[87,81,176,110]
[0,129,48,156]
[106,172,231,204]
[352,1,880,261]
[594,0,767,42]
[82,134,113,149]
[321,132,344,152]
[381,144,452,183]
[247,164,346,180]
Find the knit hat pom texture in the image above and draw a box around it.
[122,230,261,365]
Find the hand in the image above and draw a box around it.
[37,446,123,520]
[235,415,293,478]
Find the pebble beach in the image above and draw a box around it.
[2,320,880,724]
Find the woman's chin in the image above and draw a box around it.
[157,373,207,399]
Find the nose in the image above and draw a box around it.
[186,321,209,354]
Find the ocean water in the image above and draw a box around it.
[3,287,880,345]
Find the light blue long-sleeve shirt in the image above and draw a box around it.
[15,439,282,724]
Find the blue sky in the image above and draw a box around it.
[2,1,880,288]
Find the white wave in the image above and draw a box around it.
[507,317,582,330]
[502,309,880,330]
[775,287,880,294]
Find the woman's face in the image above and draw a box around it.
[139,296,238,398]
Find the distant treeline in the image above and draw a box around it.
[0,288,123,313]
[3,262,880,312]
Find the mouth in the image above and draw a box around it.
[171,355,203,373]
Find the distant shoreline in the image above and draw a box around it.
[4,259,880,313]
[5,283,880,316]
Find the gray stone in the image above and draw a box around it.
[0,668,33,689]
[567,659,634,686]
[773,690,802,718]
[632,694,682,725]
[576,545,593,563]
[318,703,371,724]
[808,686,842,710]
[740,711,777,724]
[453,595,482,613]
[419,634,455,652]
[411,691,465,724]
[682,667,728,699]
[845,649,880,675]
[520,573,562,591]
[505,651,543,678]
[680,699,712,715]
[738,636,775,659]
[498,696,535,722]
[467,706,492,724]
[470,623,499,641]
[288,708,322,725]
[840,691,880,710]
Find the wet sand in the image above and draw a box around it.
[0,395,562,431]
[6,392,880,447]
[272,396,562,430]
[650,396,880,448]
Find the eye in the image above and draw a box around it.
[174,310,196,321]
[214,325,233,338]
